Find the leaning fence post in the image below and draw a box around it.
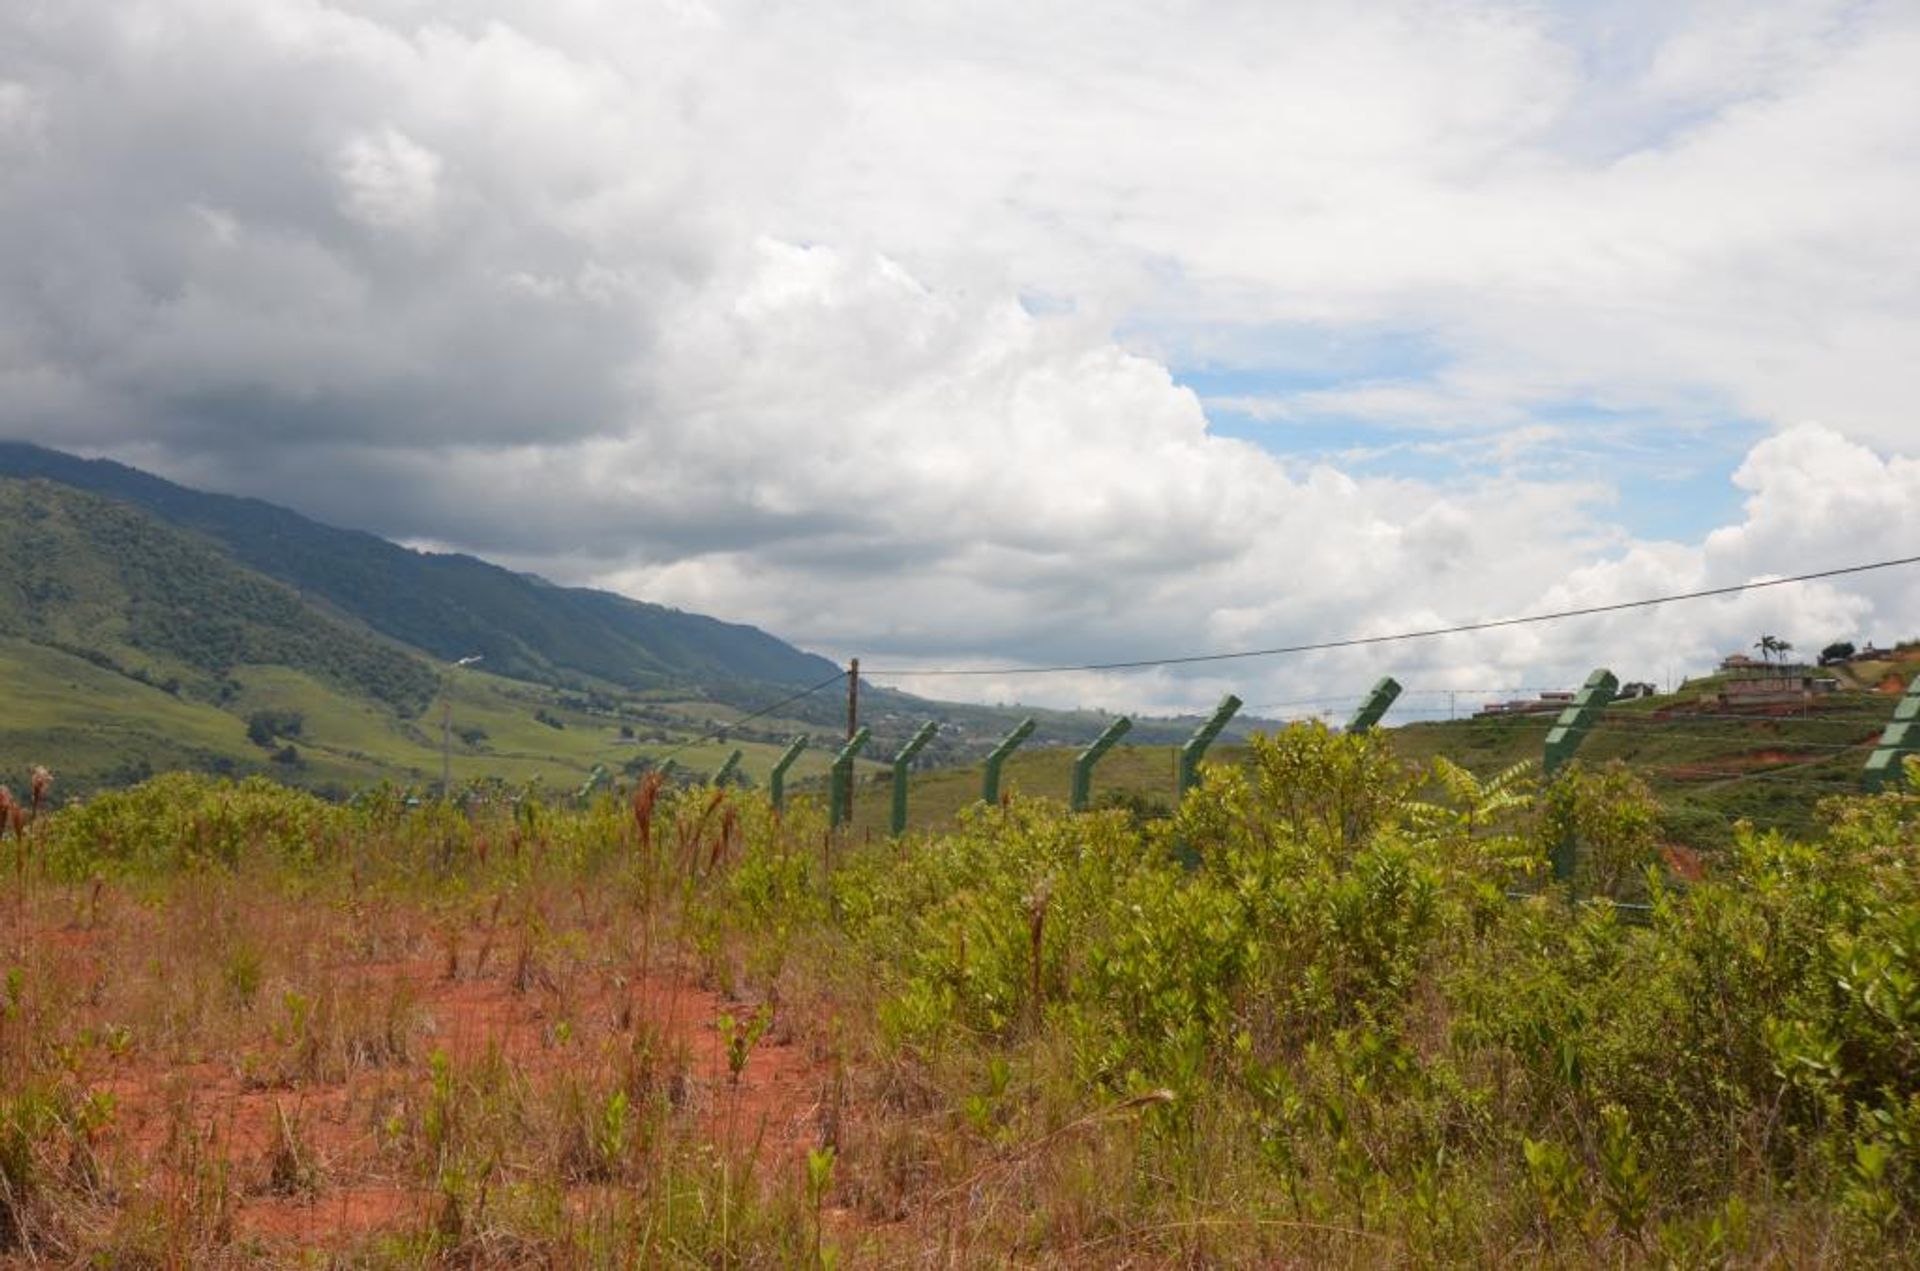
[1864,676,1920,790]
[1543,668,1618,885]
[889,721,940,836]
[1177,695,1242,802]
[829,727,872,830]
[576,764,609,801]
[1346,677,1402,734]
[982,718,1037,806]
[1071,717,1133,811]
[769,735,808,813]
[712,749,743,787]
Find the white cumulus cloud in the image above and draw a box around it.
[0,0,1916,713]
[335,127,443,232]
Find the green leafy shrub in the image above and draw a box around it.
[39,773,352,878]
[823,725,1920,1257]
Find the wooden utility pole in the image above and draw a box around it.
[844,658,859,821]
[846,657,860,740]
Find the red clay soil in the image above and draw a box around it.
[32,920,833,1253]
[1660,844,1707,882]
[241,1185,422,1244]
[1663,749,1821,780]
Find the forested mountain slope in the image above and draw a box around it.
[0,442,842,694]
[0,477,436,714]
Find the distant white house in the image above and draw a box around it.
[1474,690,1573,719]
[1713,651,1835,706]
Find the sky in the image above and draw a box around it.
[2,0,1918,717]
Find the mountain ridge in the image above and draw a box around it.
[0,441,842,695]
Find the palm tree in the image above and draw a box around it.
[1754,634,1783,663]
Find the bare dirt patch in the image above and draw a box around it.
[1663,749,1829,781]
[29,905,833,1254]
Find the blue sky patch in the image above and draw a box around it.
[1175,355,1764,545]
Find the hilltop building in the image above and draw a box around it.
[1713,652,1837,707]
[1474,691,1573,718]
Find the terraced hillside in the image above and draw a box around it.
[829,670,1914,851]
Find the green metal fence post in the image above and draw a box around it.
[1865,677,1920,790]
[576,764,609,801]
[712,749,743,787]
[829,727,872,830]
[1346,677,1403,734]
[1177,695,1243,802]
[1543,668,1618,885]
[889,722,940,836]
[769,736,808,814]
[1544,669,1619,778]
[1070,717,1133,811]
[982,718,1037,806]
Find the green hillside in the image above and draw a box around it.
[0,471,1207,799]
[0,476,867,797]
[0,478,437,713]
[0,444,1289,782]
[0,637,256,784]
[0,442,842,695]
[0,635,846,800]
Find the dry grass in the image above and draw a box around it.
[0,832,837,1263]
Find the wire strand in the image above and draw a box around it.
[863,553,1920,677]
[649,670,848,765]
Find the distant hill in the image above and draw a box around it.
[0,477,438,714]
[0,442,842,695]
[0,474,863,796]
[0,444,1266,799]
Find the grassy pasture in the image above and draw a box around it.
[0,642,849,798]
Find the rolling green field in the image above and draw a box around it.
[0,637,256,782]
[0,638,850,797]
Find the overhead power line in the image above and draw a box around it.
[864,552,1920,678]
[651,669,847,765]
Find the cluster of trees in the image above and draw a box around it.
[245,709,306,766]
[1756,635,1892,666]
[245,709,304,747]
